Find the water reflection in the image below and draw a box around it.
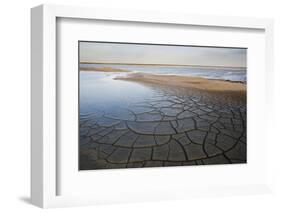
[80,71,158,114]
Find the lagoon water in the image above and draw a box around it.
[80,71,159,114]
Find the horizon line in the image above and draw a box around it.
[79,62,246,69]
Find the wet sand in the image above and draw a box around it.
[115,73,246,103]
[115,73,246,92]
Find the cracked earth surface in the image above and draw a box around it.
[79,84,246,170]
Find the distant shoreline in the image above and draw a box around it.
[79,66,130,72]
[80,69,246,84]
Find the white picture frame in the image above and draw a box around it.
[31,4,274,208]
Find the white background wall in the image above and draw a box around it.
[0,0,280,212]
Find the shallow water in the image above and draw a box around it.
[80,71,158,114]
[80,63,247,82]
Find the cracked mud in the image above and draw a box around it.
[79,81,246,170]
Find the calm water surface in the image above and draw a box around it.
[80,71,159,114]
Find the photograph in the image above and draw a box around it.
[79,41,247,170]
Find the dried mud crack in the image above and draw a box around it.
[79,85,246,170]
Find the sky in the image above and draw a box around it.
[79,42,247,67]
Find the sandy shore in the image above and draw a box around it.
[115,73,246,92]
[80,66,130,72]
[115,73,246,102]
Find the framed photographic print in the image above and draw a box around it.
[78,41,247,170]
[31,4,274,208]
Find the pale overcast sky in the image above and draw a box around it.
[79,42,247,67]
